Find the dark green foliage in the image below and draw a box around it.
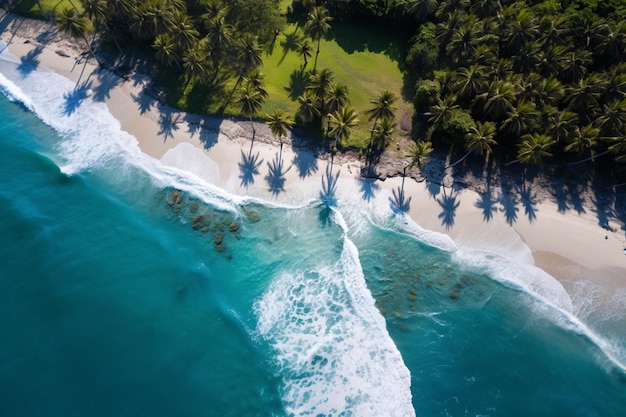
[434,108,476,145]
[413,79,440,112]
[405,22,438,79]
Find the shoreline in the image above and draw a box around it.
[1,11,625,291]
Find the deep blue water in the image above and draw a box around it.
[1,42,625,416]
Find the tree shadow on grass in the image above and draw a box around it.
[278,29,301,66]
[284,69,310,101]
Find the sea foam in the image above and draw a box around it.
[255,209,414,417]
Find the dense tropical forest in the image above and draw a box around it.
[6,0,626,176]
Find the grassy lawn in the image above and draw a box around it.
[11,0,79,17]
[258,20,410,149]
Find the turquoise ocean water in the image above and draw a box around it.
[1,42,625,416]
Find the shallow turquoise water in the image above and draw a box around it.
[1,42,625,416]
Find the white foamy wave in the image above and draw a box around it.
[0,45,243,213]
[0,72,34,111]
[254,223,414,416]
[453,249,573,312]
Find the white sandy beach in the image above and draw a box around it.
[1,11,625,295]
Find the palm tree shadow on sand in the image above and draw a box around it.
[390,176,411,214]
[157,109,181,143]
[63,80,92,115]
[265,150,292,195]
[239,148,263,188]
[518,180,538,223]
[437,186,460,230]
[17,47,41,77]
[359,177,380,202]
[476,186,499,222]
[319,162,340,205]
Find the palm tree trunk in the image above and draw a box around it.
[448,149,473,168]
[313,38,321,71]
[568,149,612,166]
[249,115,256,141]
[221,75,244,113]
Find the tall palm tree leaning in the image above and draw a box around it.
[448,121,497,167]
[406,140,433,176]
[304,6,332,72]
[366,90,397,154]
[265,109,294,153]
[56,7,102,67]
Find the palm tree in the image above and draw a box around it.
[169,10,199,53]
[477,80,516,121]
[566,74,607,120]
[205,12,235,81]
[562,49,594,83]
[296,91,321,124]
[512,133,556,165]
[454,64,487,102]
[304,6,332,71]
[328,106,359,148]
[406,140,433,173]
[499,101,539,139]
[446,19,481,63]
[182,42,211,85]
[564,124,600,157]
[297,40,313,72]
[537,45,568,77]
[505,8,539,53]
[406,0,438,23]
[596,99,626,138]
[247,69,269,99]
[366,89,397,150]
[545,108,578,144]
[371,117,396,152]
[307,68,334,114]
[56,7,101,66]
[153,33,181,69]
[238,85,264,140]
[452,120,498,168]
[223,34,263,108]
[265,109,294,149]
[325,83,349,116]
[426,94,458,138]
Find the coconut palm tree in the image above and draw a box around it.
[205,12,235,81]
[512,133,555,165]
[478,80,516,121]
[545,108,578,144]
[454,64,488,102]
[182,42,211,85]
[406,140,433,173]
[366,89,397,150]
[304,6,332,71]
[566,74,607,120]
[223,34,263,108]
[297,40,313,72]
[296,91,321,124]
[326,83,350,116]
[505,8,539,53]
[56,7,101,66]
[449,121,497,167]
[328,106,359,149]
[238,85,264,141]
[499,101,539,139]
[153,33,181,69]
[596,99,626,137]
[265,109,293,149]
[562,49,594,83]
[307,68,334,114]
[371,117,396,152]
[564,124,600,157]
[169,10,199,53]
[247,69,269,99]
[426,94,458,137]
[406,0,438,23]
[446,19,481,63]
